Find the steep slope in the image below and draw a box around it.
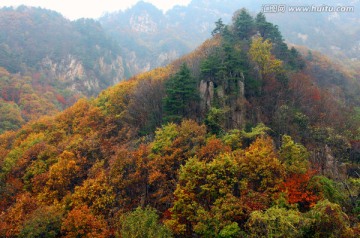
[0,8,359,237]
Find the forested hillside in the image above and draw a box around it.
[0,6,127,133]
[0,8,360,237]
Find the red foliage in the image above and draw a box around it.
[56,94,66,106]
[311,87,321,101]
[241,191,269,212]
[282,169,320,211]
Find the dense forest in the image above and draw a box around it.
[0,8,360,237]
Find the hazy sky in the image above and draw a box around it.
[0,0,192,20]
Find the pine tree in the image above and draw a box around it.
[211,18,225,36]
[232,8,254,40]
[163,63,199,123]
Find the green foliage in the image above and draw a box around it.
[279,135,309,174]
[167,154,245,237]
[309,176,347,205]
[241,123,271,146]
[0,132,45,180]
[212,18,225,36]
[151,123,178,154]
[305,200,354,238]
[19,206,63,238]
[218,222,241,238]
[242,123,270,139]
[222,129,242,150]
[119,206,172,238]
[0,100,24,133]
[163,63,199,123]
[232,8,254,40]
[310,127,350,162]
[246,206,308,238]
[204,107,228,135]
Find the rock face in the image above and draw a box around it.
[199,74,246,129]
[199,80,214,110]
[40,54,125,95]
[0,6,127,97]
[130,12,158,33]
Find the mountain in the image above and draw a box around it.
[0,6,126,95]
[0,6,128,132]
[0,8,359,237]
[100,0,360,75]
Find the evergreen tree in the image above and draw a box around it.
[255,12,283,44]
[232,8,254,40]
[163,63,199,123]
[211,18,225,36]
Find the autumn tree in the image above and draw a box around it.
[249,36,283,81]
[239,136,285,194]
[305,200,354,237]
[71,167,115,217]
[19,205,63,238]
[109,145,150,211]
[282,170,320,211]
[0,192,38,237]
[128,78,165,135]
[148,120,206,211]
[61,205,109,238]
[40,151,80,201]
[166,154,245,237]
[246,206,309,238]
[119,206,172,238]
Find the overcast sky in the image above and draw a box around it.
[0,0,192,20]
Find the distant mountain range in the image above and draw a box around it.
[100,0,360,65]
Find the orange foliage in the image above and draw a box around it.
[148,120,206,210]
[61,205,109,238]
[109,145,151,211]
[196,137,231,162]
[282,169,320,211]
[135,65,174,82]
[0,192,38,237]
[41,151,80,201]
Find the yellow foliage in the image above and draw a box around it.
[42,151,80,201]
[249,36,283,78]
[240,136,285,193]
